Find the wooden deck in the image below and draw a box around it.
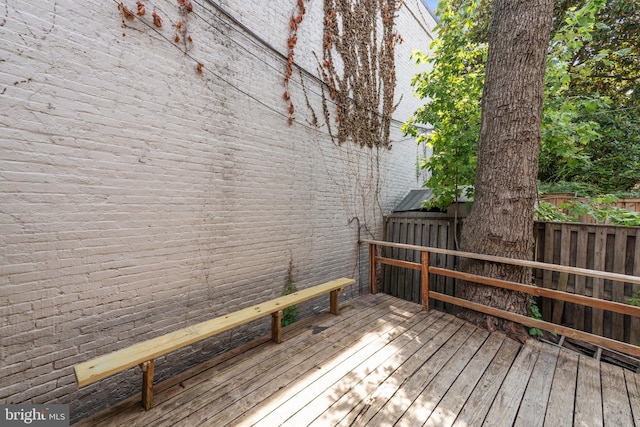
[75,293,640,426]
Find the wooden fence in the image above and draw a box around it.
[382,215,640,345]
[535,222,640,345]
[382,215,458,310]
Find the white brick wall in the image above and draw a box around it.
[0,0,435,420]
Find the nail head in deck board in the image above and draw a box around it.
[574,354,603,427]
[543,348,579,427]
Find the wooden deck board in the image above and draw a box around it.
[367,324,482,426]
[338,319,470,427]
[543,348,579,427]
[513,342,560,427]
[625,368,640,425]
[73,294,639,427]
[601,361,634,426]
[575,354,603,427]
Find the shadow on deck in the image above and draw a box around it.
[74,293,640,426]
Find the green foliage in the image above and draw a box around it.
[563,0,640,108]
[539,181,640,199]
[405,0,640,206]
[528,298,545,338]
[578,110,640,193]
[536,194,640,226]
[535,200,571,222]
[540,0,640,191]
[528,298,558,338]
[561,196,640,226]
[628,290,640,307]
[538,181,601,197]
[281,258,299,327]
[402,0,487,209]
[539,1,606,183]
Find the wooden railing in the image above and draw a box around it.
[364,239,640,358]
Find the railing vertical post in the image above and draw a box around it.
[369,243,377,294]
[421,250,430,310]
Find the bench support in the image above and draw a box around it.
[140,360,154,410]
[330,289,341,315]
[271,310,283,344]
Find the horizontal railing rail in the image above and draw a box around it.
[364,239,640,358]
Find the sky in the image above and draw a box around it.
[423,0,439,15]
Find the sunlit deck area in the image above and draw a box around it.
[75,293,640,426]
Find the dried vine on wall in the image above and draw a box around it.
[319,0,403,148]
[117,1,198,72]
[284,0,309,125]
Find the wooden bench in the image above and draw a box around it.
[74,277,354,410]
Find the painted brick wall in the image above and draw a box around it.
[0,0,435,420]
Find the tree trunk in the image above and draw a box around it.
[458,0,554,340]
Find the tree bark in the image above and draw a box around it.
[458,0,554,340]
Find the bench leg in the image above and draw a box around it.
[140,360,154,410]
[271,310,283,343]
[330,289,341,315]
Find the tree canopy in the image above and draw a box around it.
[404,0,640,208]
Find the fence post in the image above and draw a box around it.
[421,251,430,310]
[369,243,377,294]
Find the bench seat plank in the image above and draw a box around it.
[74,277,354,388]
